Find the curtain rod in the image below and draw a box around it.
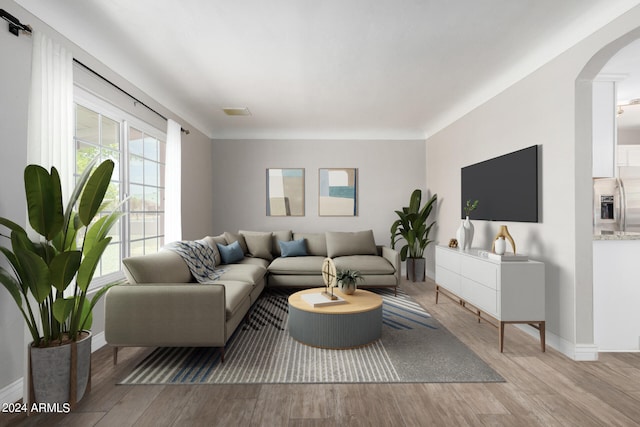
[73,59,190,135]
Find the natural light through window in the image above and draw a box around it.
[73,99,166,284]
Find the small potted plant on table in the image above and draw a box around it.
[336,269,363,295]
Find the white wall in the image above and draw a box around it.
[426,5,640,360]
[0,0,32,401]
[0,0,214,403]
[210,139,426,247]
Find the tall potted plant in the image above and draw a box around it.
[390,189,437,282]
[0,158,122,407]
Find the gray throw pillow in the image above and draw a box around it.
[241,232,274,261]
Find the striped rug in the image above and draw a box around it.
[119,288,503,384]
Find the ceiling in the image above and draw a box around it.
[13,0,640,139]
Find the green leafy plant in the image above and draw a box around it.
[464,199,479,218]
[336,269,364,287]
[0,159,123,347]
[390,189,438,261]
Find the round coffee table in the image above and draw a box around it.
[288,287,383,349]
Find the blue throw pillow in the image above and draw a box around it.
[278,239,308,257]
[216,240,245,264]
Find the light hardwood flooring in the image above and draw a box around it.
[3,278,640,426]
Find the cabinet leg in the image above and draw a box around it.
[499,322,505,352]
[540,321,546,352]
[435,286,439,304]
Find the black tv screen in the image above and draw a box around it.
[461,145,539,222]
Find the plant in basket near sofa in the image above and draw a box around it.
[390,189,437,282]
[336,269,364,295]
[0,159,122,409]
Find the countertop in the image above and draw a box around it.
[593,231,640,240]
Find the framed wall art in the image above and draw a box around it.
[318,168,358,216]
[266,168,305,216]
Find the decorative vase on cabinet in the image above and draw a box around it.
[492,225,516,254]
[463,216,474,249]
[494,236,506,255]
[456,221,467,251]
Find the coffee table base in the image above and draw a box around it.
[288,304,382,349]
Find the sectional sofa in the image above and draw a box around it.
[104,229,400,362]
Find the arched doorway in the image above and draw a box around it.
[575,27,640,354]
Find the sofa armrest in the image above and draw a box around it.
[105,283,226,347]
[380,246,401,284]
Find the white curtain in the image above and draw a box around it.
[165,119,182,242]
[26,30,74,198]
[23,29,74,405]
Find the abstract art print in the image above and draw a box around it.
[266,168,305,216]
[318,168,357,216]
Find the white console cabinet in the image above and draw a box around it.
[435,246,545,352]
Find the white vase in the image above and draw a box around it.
[463,216,474,249]
[456,220,467,251]
[494,236,506,255]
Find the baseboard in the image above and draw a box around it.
[92,331,107,353]
[0,377,23,405]
[0,332,108,404]
[515,324,599,361]
[574,344,599,361]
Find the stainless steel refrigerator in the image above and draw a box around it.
[593,177,640,232]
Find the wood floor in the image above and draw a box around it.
[4,278,640,427]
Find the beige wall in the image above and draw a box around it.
[210,139,427,246]
[426,5,640,359]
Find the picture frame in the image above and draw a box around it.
[266,168,305,216]
[318,168,358,216]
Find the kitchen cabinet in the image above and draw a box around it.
[592,81,617,177]
[593,238,640,351]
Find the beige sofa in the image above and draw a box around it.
[104,229,399,362]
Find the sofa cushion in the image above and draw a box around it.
[268,256,326,275]
[293,233,327,256]
[203,234,227,265]
[239,231,273,261]
[218,263,267,283]
[217,241,245,264]
[238,257,270,269]
[218,281,253,319]
[122,250,192,284]
[326,230,377,258]
[278,239,308,257]
[333,255,396,275]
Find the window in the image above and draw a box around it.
[73,91,166,285]
[127,127,165,257]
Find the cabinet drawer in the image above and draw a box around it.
[460,256,498,290]
[436,247,460,273]
[436,266,461,296]
[461,277,497,316]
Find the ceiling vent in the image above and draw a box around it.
[222,107,251,116]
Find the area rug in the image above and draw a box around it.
[119,288,504,384]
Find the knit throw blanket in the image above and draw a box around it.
[165,240,227,283]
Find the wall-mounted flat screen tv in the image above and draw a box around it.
[461,145,539,222]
